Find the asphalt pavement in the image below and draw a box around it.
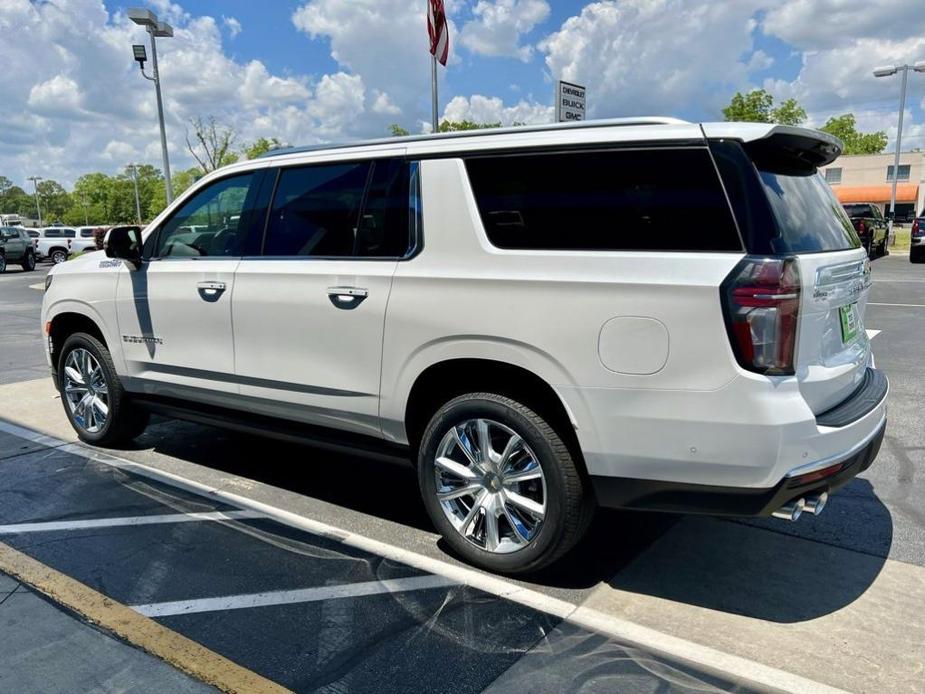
[0,252,922,693]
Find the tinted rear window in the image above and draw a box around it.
[842,204,873,218]
[758,171,860,253]
[465,149,742,252]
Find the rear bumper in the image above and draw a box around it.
[590,417,885,515]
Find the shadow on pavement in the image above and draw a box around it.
[126,418,677,590]
[605,478,892,623]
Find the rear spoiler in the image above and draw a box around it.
[701,123,843,175]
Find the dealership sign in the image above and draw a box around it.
[556,80,586,122]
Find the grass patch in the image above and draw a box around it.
[892,228,911,251]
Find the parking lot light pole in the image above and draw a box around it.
[873,61,925,240]
[129,164,142,224]
[129,8,174,204]
[27,176,43,227]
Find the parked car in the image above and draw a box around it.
[41,119,887,573]
[0,226,37,272]
[33,227,74,264]
[841,203,889,258]
[72,227,104,255]
[911,215,925,263]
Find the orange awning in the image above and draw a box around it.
[832,184,919,203]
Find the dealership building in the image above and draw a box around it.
[821,152,925,221]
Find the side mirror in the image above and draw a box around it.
[105,226,143,268]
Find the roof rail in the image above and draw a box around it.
[259,116,692,159]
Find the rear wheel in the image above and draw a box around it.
[20,249,35,271]
[417,392,593,574]
[58,332,149,445]
[912,247,925,264]
[0,253,6,273]
[51,248,67,264]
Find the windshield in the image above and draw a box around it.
[758,170,861,253]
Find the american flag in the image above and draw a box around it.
[427,0,449,66]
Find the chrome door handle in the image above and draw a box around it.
[327,286,368,310]
[197,281,226,300]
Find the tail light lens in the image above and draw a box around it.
[858,220,866,235]
[913,219,922,237]
[721,257,801,376]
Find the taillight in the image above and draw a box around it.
[858,220,866,235]
[721,257,801,376]
[913,219,922,237]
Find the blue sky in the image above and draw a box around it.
[3,0,925,187]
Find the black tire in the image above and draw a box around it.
[57,332,150,446]
[417,392,594,574]
[51,248,68,264]
[0,252,6,273]
[20,249,35,271]
[912,248,925,264]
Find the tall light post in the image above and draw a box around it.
[129,8,174,204]
[27,176,43,227]
[873,61,925,242]
[129,163,142,224]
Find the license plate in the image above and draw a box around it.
[839,303,859,344]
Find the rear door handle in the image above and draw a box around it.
[327,286,368,310]
[197,281,227,299]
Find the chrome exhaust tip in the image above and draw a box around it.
[772,498,806,521]
[804,491,828,516]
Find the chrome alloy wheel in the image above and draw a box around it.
[63,348,109,433]
[433,418,546,554]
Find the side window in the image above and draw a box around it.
[153,173,259,258]
[465,149,742,252]
[263,158,414,258]
[355,159,412,257]
[44,229,60,238]
[264,163,370,257]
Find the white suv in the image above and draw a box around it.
[41,119,888,573]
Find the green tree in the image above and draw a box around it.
[186,115,239,173]
[819,114,888,155]
[389,124,410,137]
[242,137,282,159]
[770,98,807,126]
[36,179,69,222]
[722,89,806,126]
[171,167,204,198]
[439,119,502,132]
[0,177,33,217]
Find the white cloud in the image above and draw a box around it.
[371,90,402,116]
[28,75,85,118]
[443,94,552,125]
[763,0,925,50]
[746,49,774,72]
[459,0,550,62]
[308,72,367,136]
[0,0,378,187]
[223,16,242,38]
[539,0,764,120]
[292,0,459,132]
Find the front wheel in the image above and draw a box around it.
[21,249,35,271]
[0,253,6,273]
[417,393,593,574]
[58,332,150,446]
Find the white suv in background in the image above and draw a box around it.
[41,119,888,573]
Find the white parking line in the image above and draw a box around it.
[866,329,881,339]
[0,510,263,535]
[0,419,847,694]
[132,575,458,618]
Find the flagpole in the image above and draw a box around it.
[431,53,439,133]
